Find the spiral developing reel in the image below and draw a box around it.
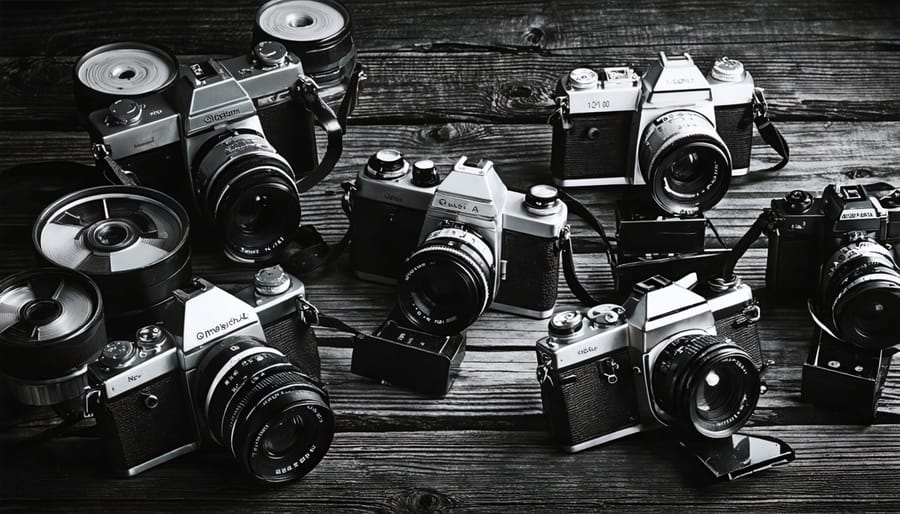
[72,41,178,117]
[0,269,107,407]
[32,186,191,336]
[253,0,357,93]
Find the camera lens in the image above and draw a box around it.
[194,131,301,262]
[197,336,333,483]
[397,225,494,335]
[821,239,900,349]
[639,110,731,215]
[652,334,759,438]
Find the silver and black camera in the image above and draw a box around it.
[88,265,333,482]
[550,53,771,215]
[348,151,568,335]
[536,272,764,450]
[75,40,343,263]
[0,265,334,483]
[535,273,793,479]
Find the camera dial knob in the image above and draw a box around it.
[255,265,292,296]
[568,68,598,90]
[412,160,441,187]
[366,149,409,179]
[525,184,562,216]
[549,311,584,337]
[99,340,137,369]
[710,57,745,82]
[136,325,168,353]
[106,99,143,127]
[784,190,814,214]
[254,40,288,67]
[586,304,626,326]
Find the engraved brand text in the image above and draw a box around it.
[197,312,250,340]
[204,109,240,124]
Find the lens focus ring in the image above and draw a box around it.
[639,110,732,215]
[652,334,760,438]
[197,337,333,483]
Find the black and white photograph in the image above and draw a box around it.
[0,0,898,511]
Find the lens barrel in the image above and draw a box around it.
[397,226,494,335]
[639,110,732,215]
[197,336,334,483]
[821,239,900,349]
[652,334,760,438]
[193,131,301,263]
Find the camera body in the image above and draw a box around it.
[551,53,756,214]
[83,41,320,262]
[349,151,568,333]
[767,185,900,300]
[87,266,333,481]
[536,273,763,452]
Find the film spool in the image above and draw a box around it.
[253,0,356,90]
[0,268,107,406]
[73,41,179,118]
[33,186,191,336]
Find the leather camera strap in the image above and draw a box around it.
[752,88,790,173]
[293,75,344,193]
[336,63,366,133]
[557,189,617,306]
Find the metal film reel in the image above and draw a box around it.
[73,41,178,116]
[33,186,191,335]
[253,0,356,89]
[0,268,106,406]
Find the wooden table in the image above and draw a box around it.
[1,1,898,511]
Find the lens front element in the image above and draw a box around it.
[397,226,494,335]
[639,110,732,215]
[652,334,760,438]
[197,337,334,483]
[194,132,301,262]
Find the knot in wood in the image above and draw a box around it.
[391,487,456,513]
[524,26,545,46]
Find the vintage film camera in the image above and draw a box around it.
[0,265,334,483]
[535,273,794,479]
[348,150,568,335]
[761,184,900,421]
[74,39,343,263]
[550,52,782,216]
[253,0,362,105]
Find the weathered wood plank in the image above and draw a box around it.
[1,0,895,55]
[2,427,899,512]
[3,43,899,129]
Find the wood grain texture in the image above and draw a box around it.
[1,0,899,510]
[3,44,900,129]
[2,427,900,512]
